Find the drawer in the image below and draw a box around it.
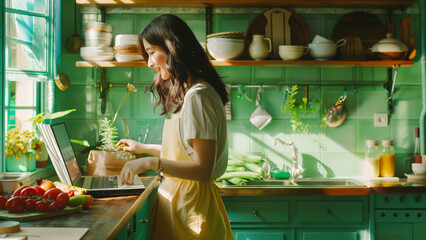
[375,209,426,223]
[224,201,289,223]
[375,193,426,209]
[296,201,363,223]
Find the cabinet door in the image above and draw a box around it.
[135,188,158,240]
[375,223,412,240]
[413,223,426,240]
[301,231,358,240]
[233,229,291,240]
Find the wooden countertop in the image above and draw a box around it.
[20,175,160,240]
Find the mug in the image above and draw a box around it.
[308,39,346,60]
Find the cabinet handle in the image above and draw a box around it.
[418,213,422,218]
[253,210,258,217]
[381,212,386,217]
[415,195,421,202]
[326,209,332,214]
[405,213,410,217]
[384,196,391,202]
[138,219,149,223]
[400,195,406,203]
[393,213,398,217]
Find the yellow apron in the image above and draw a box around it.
[150,118,233,240]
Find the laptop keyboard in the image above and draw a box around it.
[90,176,118,189]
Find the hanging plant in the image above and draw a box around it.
[280,85,327,134]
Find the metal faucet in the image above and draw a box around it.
[274,138,304,181]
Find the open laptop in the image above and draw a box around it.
[38,122,145,198]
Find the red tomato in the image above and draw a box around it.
[43,188,63,201]
[49,201,59,212]
[12,185,29,197]
[25,198,36,211]
[36,201,49,212]
[20,187,37,197]
[5,196,25,213]
[34,186,46,196]
[56,192,70,209]
[0,196,9,209]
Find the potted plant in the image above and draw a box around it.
[86,84,137,176]
[5,128,42,172]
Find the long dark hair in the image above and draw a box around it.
[137,14,229,115]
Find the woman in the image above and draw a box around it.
[117,14,233,239]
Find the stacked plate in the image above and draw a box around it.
[81,21,114,61]
[114,34,143,62]
[80,47,115,61]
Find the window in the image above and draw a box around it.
[2,0,59,170]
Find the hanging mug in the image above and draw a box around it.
[249,35,272,60]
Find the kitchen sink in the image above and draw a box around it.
[221,178,367,187]
[293,178,367,187]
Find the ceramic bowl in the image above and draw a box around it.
[115,34,139,46]
[115,54,144,62]
[85,30,112,47]
[279,45,308,60]
[86,22,114,33]
[206,39,244,60]
[412,163,426,175]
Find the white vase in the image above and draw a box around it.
[249,35,272,60]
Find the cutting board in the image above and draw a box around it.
[0,206,82,222]
[5,227,89,240]
[244,8,309,59]
[332,11,386,60]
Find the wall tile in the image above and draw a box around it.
[391,85,422,119]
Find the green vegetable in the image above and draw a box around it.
[229,149,265,163]
[218,171,263,181]
[225,166,245,172]
[227,178,247,186]
[69,195,88,207]
[244,163,266,177]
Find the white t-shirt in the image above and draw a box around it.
[172,81,228,178]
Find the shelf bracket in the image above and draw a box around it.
[384,64,400,115]
[205,5,212,36]
[95,68,110,114]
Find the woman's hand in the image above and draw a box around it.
[116,139,143,154]
[120,157,156,185]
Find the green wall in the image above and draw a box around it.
[56,2,424,178]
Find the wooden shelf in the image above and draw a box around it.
[76,0,415,8]
[76,60,414,68]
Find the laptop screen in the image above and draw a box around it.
[51,123,81,182]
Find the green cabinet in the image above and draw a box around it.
[374,193,426,240]
[223,195,369,240]
[117,188,158,240]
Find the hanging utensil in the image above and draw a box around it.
[65,3,82,54]
[55,73,70,91]
[326,91,348,128]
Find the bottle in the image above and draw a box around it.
[380,140,395,177]
[363,140,380,178]
[414,127,422,163]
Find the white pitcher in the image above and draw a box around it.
[249,35,272,60]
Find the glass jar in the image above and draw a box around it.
[363,140,380,177]
[380,140,395,177]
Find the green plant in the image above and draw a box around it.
[281,85,327,134]
[27,109,76,129]
[98,83,136,152]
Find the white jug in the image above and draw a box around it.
[249,35,272,60]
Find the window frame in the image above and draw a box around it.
[2,0,57,171]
